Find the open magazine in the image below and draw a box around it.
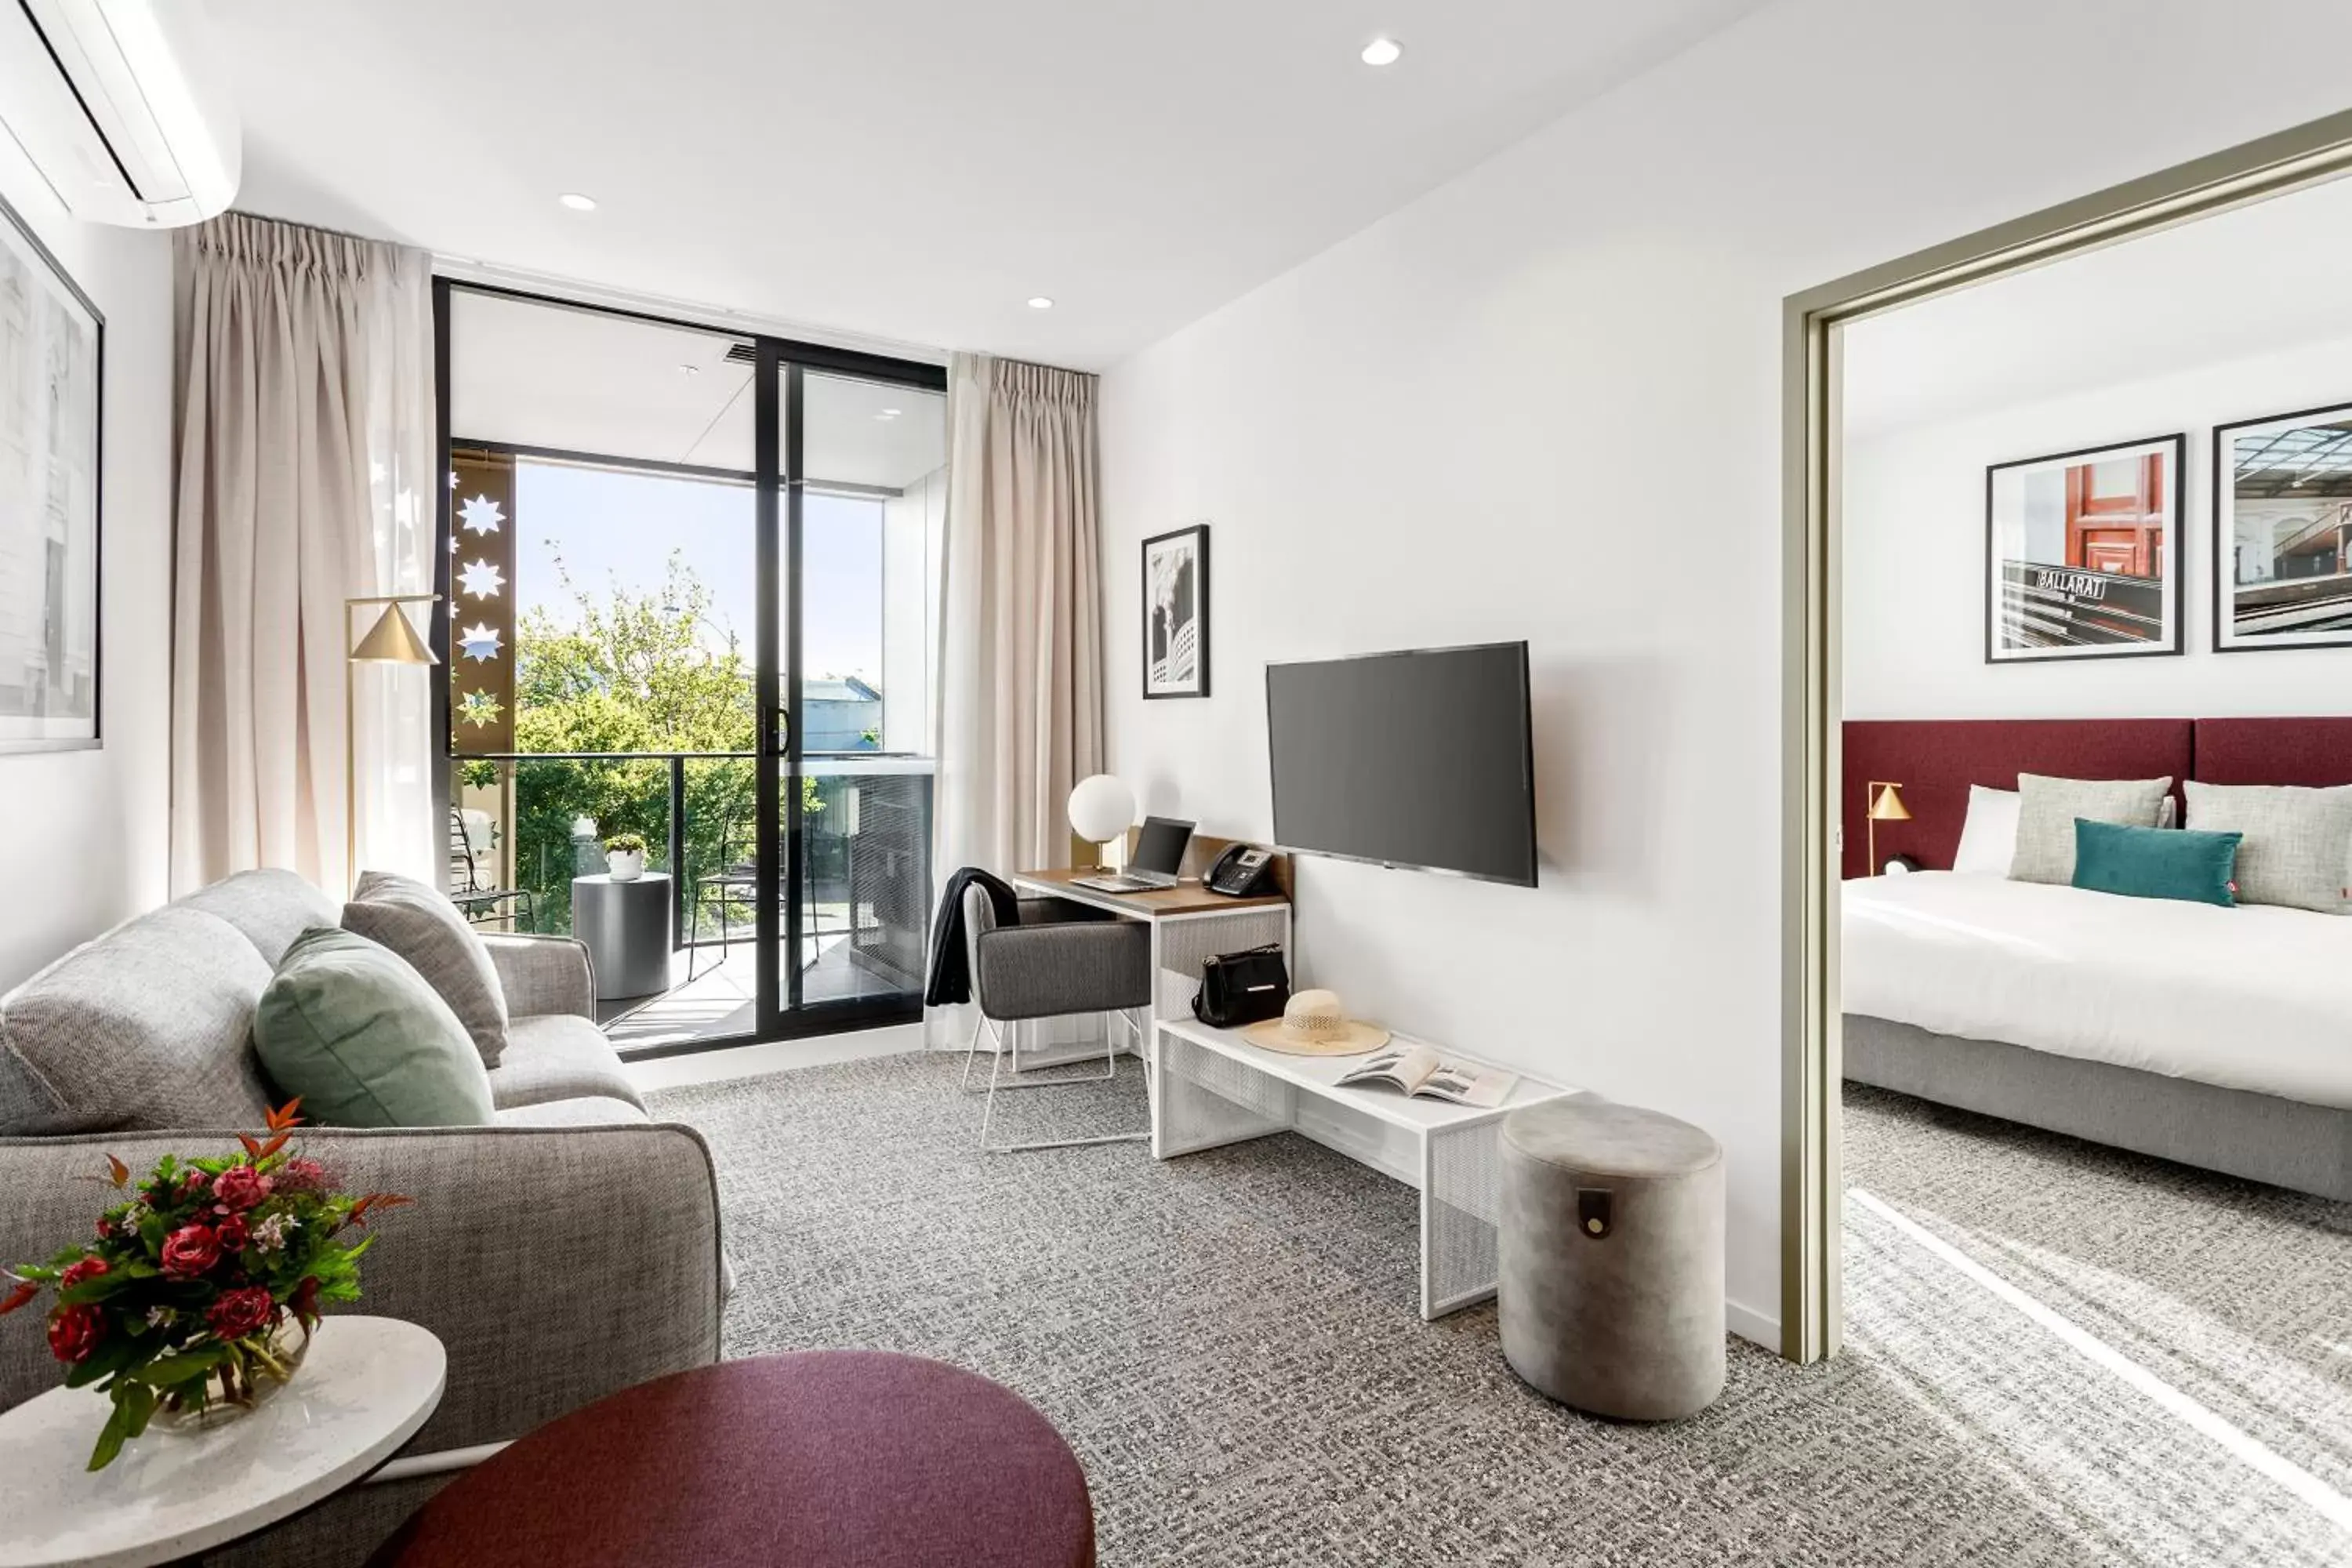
[1338,1044,1519,1109]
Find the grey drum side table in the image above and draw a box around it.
[573,872,673,1000]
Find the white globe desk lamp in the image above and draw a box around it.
[1068,774,1137,870]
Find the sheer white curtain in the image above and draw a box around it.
[929,354,1105,1042]
[169,213,438,895]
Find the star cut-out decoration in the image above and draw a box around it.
[459,559,505,599]
[459,495,505,535]
[448,535,460,554]
[459,622,503,662]
[457,690,504,730]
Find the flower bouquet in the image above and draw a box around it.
[1,1102,411,1470]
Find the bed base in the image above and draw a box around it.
[1842,1015,2352,1203]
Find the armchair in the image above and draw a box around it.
[956,885,1151,1153]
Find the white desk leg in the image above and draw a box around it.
[1421,1118,1506,1319]
[1149,1022,1166,1159]
[1417,1131,1436,1321]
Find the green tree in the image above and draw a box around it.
[476,550,817,936]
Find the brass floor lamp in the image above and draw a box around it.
[346,595,441,892]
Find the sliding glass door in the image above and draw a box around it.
[436,283,945,1054]
[770,369,946,1021]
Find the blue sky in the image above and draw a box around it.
[512,461,883,685]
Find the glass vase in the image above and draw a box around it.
[152,1318,312,1436]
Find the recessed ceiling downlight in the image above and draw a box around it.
[558,192,598,212]
[1027,296,1054,310]
[1360,37,1403,66]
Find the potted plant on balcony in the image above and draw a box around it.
[604,833,648,882]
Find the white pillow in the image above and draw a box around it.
[1951,786,2020,875]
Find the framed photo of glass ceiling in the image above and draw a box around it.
[1984,434,2183,664]
[0,193,104,752]
[2213,401,2352,653]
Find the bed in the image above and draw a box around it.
[1839,715,2352,1203]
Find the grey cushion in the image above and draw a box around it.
[2009,773,2173,885]
[0,906,276,1135]
[344,869,511,1067]
[486,1014,644,1112]
[179,867,340,967]
[2183,781,2352,913]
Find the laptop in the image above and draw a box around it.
[1074,816,1194,894]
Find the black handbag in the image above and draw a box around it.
[1192,944,1291,1029]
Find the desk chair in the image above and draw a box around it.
[958,883,1151,1153]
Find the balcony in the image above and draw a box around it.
[451,750,933,1055]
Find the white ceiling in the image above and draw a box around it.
[1844,172,2352,441]
[448,289,948,488]
[209,0,1769,369]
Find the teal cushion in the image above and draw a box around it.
[2071,818,2242,909]
[253,927,495,1127]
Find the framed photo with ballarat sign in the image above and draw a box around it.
[1985,434,2184,664]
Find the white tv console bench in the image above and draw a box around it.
[1150,1013,1576,1320]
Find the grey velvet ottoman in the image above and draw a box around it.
[1498,1097,1725,1420]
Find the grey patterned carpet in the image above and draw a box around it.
[647,1055,2350,1566]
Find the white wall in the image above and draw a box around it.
[0,147,175,989]
[1099,0,2352,1350]
[1846,332,2352,719]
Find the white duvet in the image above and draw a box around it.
[1842,872,2352,1109]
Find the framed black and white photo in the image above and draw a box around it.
[1142,523,1209,699]
[2213,401,2352,653]
[1985,434,2183,664]
[0,193,104,753]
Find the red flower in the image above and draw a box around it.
[207,1287,275,1342]
[93,1217,112,1240]
[181,1169,209,1196]
[161,1224,222,1279]
[212,1165,272,1213]
[276,1157,326,1192]
[59,1257,108,1291]
[47,1304,103,1363]
[290,1276,321,1325]
[216,1215,250,1252]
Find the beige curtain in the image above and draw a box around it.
[929,354,1105,1038]
[169,213,438,896]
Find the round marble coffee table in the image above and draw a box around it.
[0,1316,445,1568]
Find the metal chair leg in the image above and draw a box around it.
[975,1010,1150,1154]
[960,1010,987,1092]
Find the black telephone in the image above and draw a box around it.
[1204,844,1277,898]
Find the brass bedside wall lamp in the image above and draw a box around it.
[1865,780,1910,877]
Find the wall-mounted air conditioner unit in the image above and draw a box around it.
[0,0,240,228]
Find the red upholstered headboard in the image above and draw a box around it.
[1840,719,2194,878]
[2191,717,2352,788]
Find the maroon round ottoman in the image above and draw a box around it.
[369,1352,1095,1567]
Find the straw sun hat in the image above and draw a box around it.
[1241,989,1391,1057]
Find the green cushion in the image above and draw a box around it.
[254,927,495,1127]
[2071,818,2243,909]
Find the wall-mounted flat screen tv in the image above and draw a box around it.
[1265,641,1537,887]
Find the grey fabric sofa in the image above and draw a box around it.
[0,869,724,1566]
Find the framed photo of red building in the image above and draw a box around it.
[2212,401,2352,653]
[1984,433,2184,664]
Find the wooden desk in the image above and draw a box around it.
[1011,866,1287,920]
[1007,841,1291,1072]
